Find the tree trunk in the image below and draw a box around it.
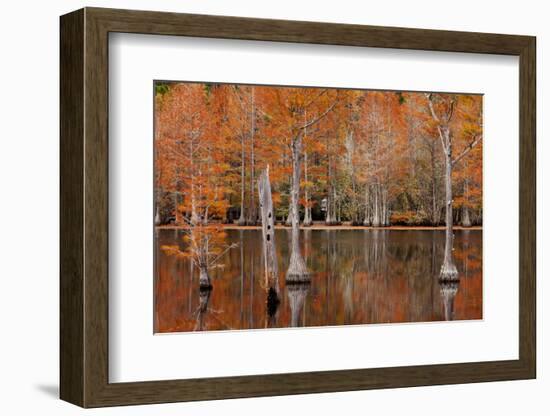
[424,93,476,281]
[199,265,211,289]
[440,131,458,281]
[286,133,309,281]
[372,183,380,227]
[303,150,312,226]
[303,205,312,226]
[248,88,256,225]
[325,190,334,225]
[430,143,438,225]
[363,185,371,226]
[174,191,181,225]
[154,186,161,225]
[325,203,333,224]
[462,167,471,227]
[351,175,358,225]
[285,171,295,226]
[237,133,246,225]
[155,207,161,226]
[189,140,199,225]
[462,205,471,227]
[258,167,278,289]
[381,186,388,226]
[285,212,293,226]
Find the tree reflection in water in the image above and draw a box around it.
[287,282,310,327]
[155,229,482,333]
[437,229,475,321]
[266,286,280,328]
[194,287,212,331]
[439,280,459,321]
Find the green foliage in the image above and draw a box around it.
[155,82,171,96]
[203,83,213,96]
[396,92,406,105]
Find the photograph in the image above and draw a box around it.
[153,81,483,333]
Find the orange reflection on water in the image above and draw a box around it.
[154,229,482,333]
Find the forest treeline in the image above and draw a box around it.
[154,82,482,228]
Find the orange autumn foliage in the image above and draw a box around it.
[155,82,482,228]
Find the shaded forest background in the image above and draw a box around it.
[154,82,482,228]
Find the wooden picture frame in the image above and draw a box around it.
[60,7,536,408]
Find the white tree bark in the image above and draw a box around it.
[439,280,458,321]
[431,154,437,226]
[258,166,279,289]
[381,187,388,226]
[189,139,199,225]
[440,127,458,281]
[154,207,161,226]
[363,185,371,226]
[372,183,381,227]
[303,150,312,226]
[286,132,309,281]
[237,133,246,225]
[462,205,471,227]
[248,88,256,225]
[425,94,461,282]
[462,162,472,227]
[287,283,309,327]
[285,171,295,226]
[154,184,161,225]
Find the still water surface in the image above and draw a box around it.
[155,229,482,333]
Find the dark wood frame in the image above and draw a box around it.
[60,7,536,408]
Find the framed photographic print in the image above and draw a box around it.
[60,7,536,408]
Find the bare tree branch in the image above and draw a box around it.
[446,98,456,123]
[425,94,448,153]
[208,243,239,268]
[425,93,440,123]
[300,100,338,130]
[452,134,482,167]
[436,127,447,155]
